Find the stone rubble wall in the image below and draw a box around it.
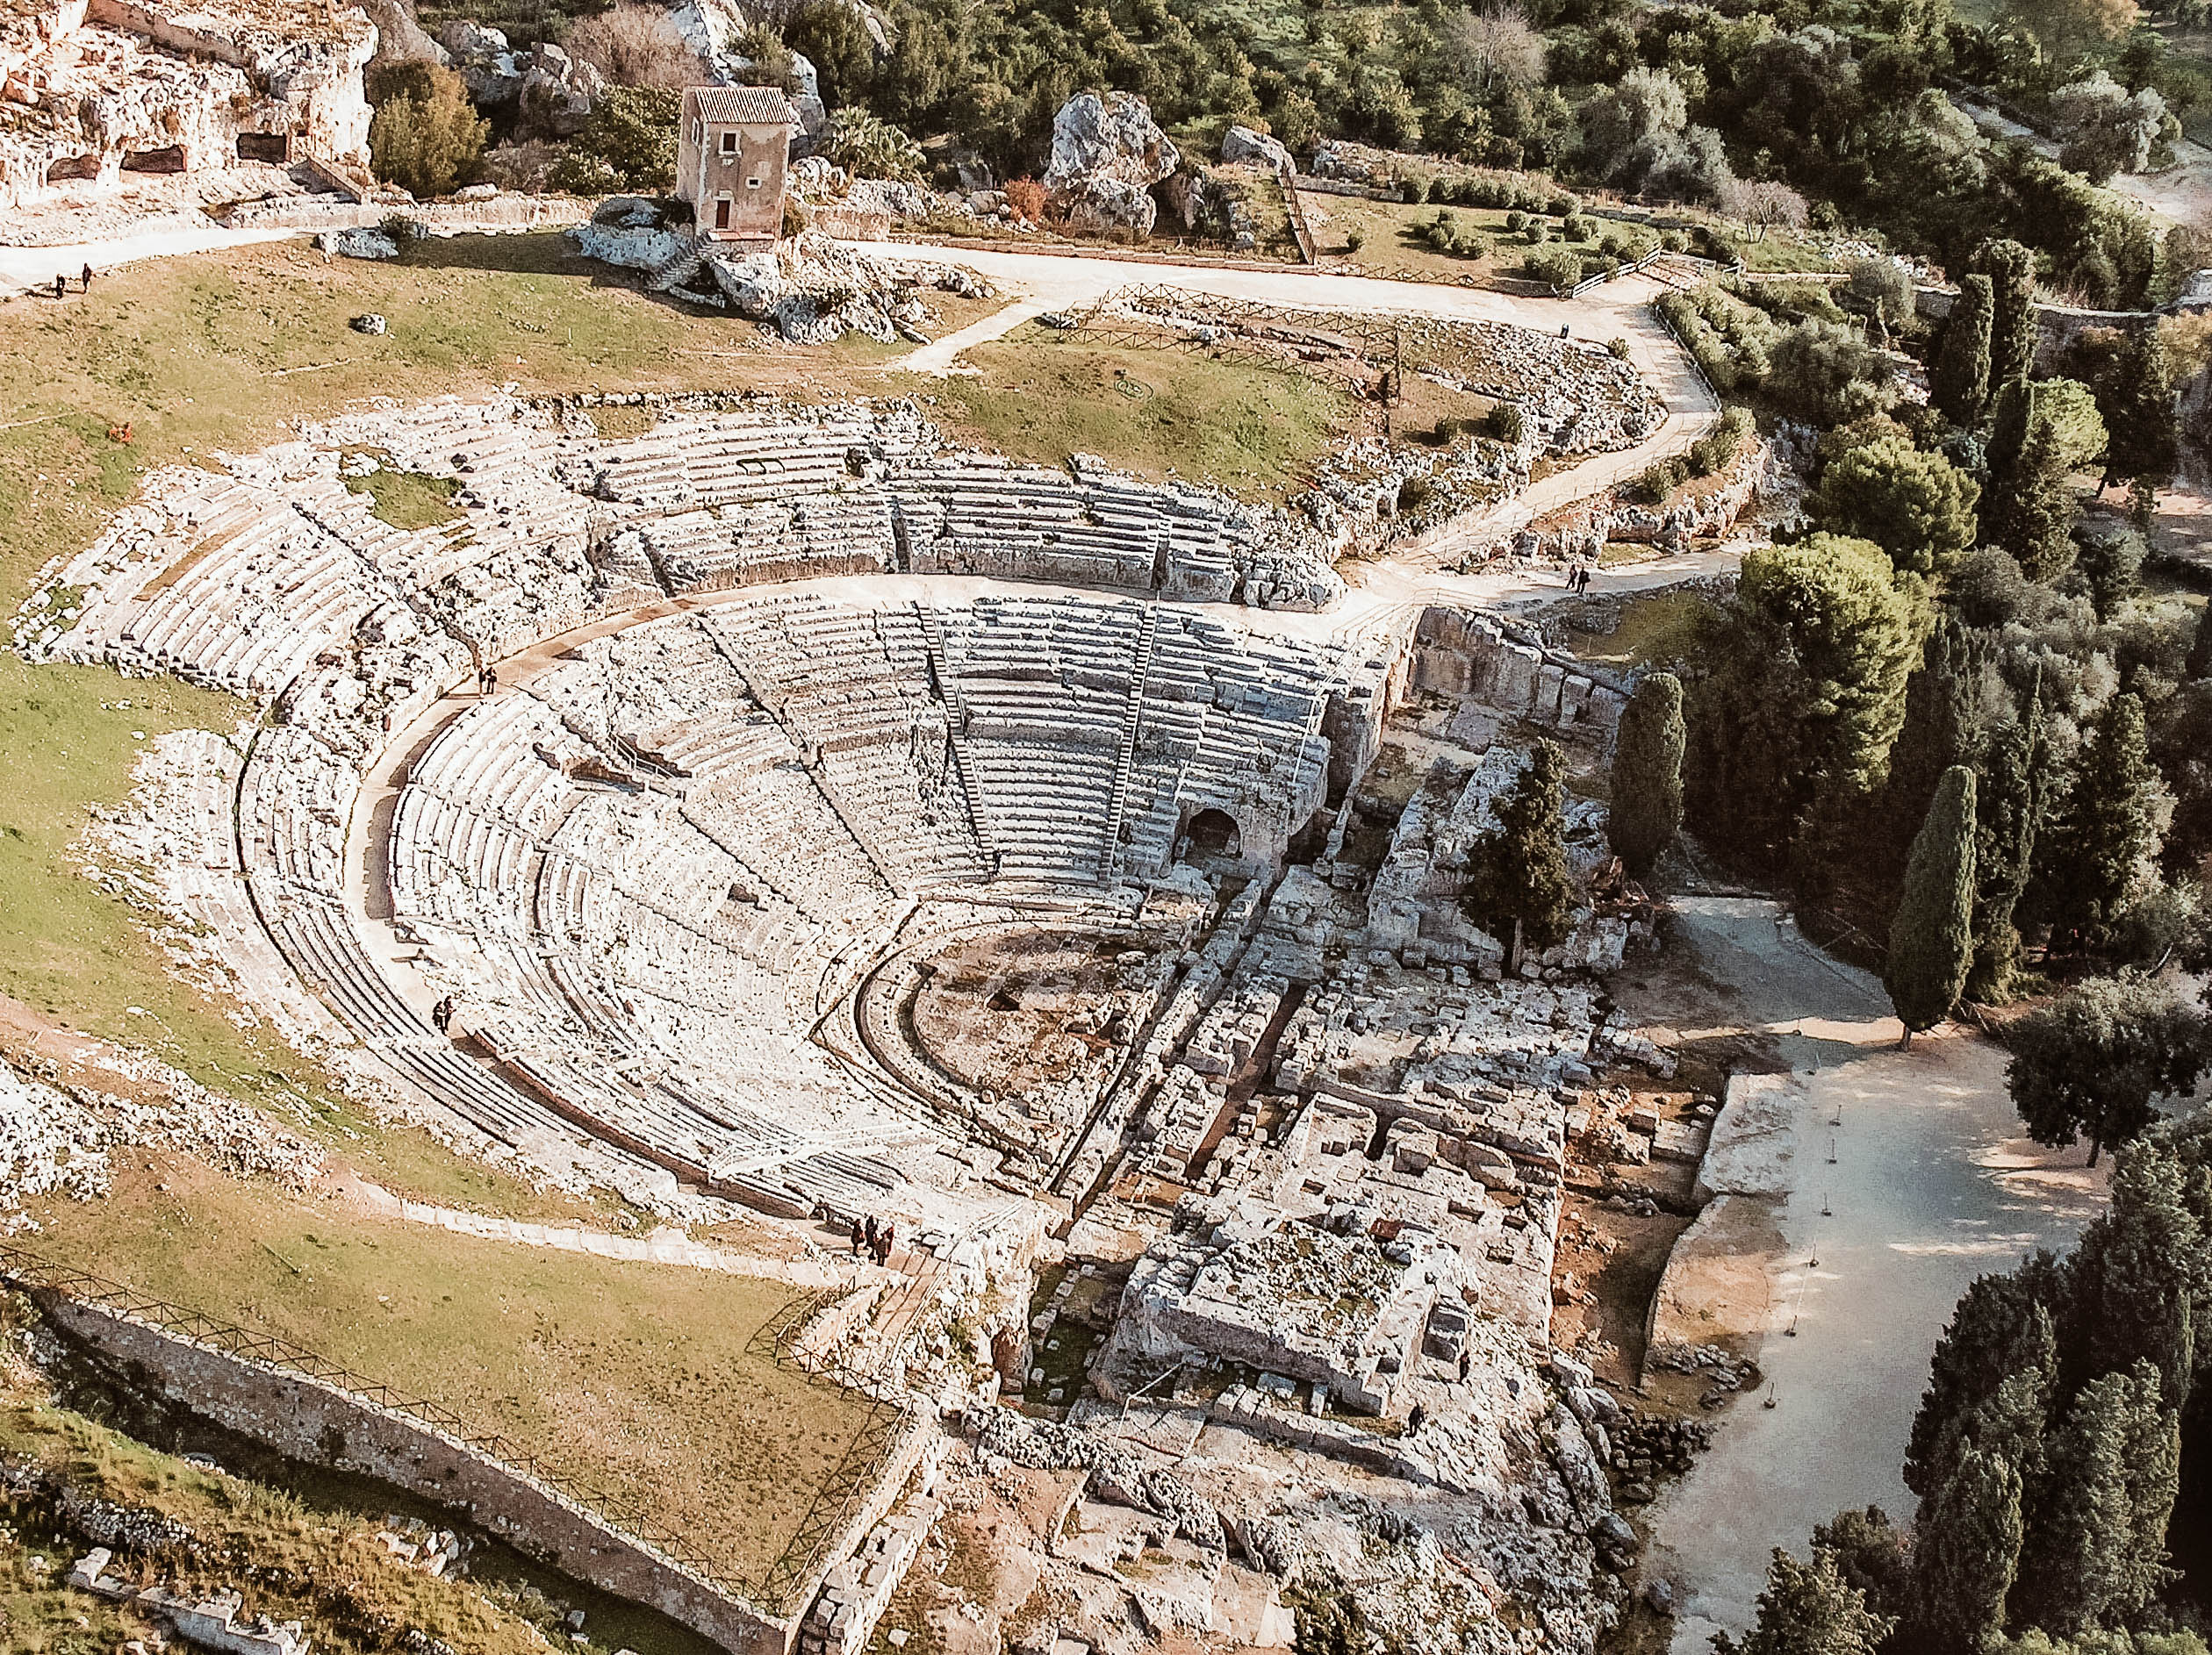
[41,1296,794,1655]
[799,1442,945,1655]
[1409,610,1628,749]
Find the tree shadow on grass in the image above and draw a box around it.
[394,231,729,312]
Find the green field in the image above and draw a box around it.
[25,1153,873,1597]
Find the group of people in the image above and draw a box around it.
[1563,562,1599,594]
[430,995,457,1035]
[474,663,498,697]
[51,262,93,299]
[848,1214,898,1265]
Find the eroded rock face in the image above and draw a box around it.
[0,0,376,210]
[1044,90,1177,234]
[514,41,601,138]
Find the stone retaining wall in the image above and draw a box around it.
[40,1296,792,1655]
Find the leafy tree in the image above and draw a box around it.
[1686,536,1929,873]
[1608,671,1684,878]
[1811,435,1981,577]
[1955,547,2036,629]
[1907,1259,2063,1499]
[1969,703,2046,1002]
[786,0,876,108]
[551,86,679,193]
[1990,377,2111,479]
[1910,1441,2025,1654]
[366,61,488,198]
[2018,1361,2180,1635]
[2003,0,2141,81]
[1972,239,2041,390]
[822,107,925,179]
[2191,607,2212,682]
[1711,1547,1895,1655]
[2032,693,2163,944]
[1848,255,1915,344]
[1934,273,1996,426]
[1767,319,1896,426]
[2007,974,2207,1165]
[1465,740,1576,964]
[1887,764,1978,1043]
[2052,72,2171,184]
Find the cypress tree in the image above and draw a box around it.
[2101,322,2178,493]
[1712,1549,1894,1655]
[1934,273,1995,426]
[2018,1361,2180,1635]
[1884,620,1979,865]
[2070,1142,2206,1400]
[1909,1440,2024,1653]
[1466,739,1576,965]
[1609,671,1684,878]
[1885,764,1978,1045]
[2031,691,2160,944]
[1966,698,2044,1003]
[1973,237,2040,389]
[1907,1264,2062,1499]
[1988,415,2079,582]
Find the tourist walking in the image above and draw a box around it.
[876,1222,894,1265]
[52,274,65,300]
[81,262,93,292]
[864,1214,878,1256]
[849,1216,865,1257]
[431,995,455,1035]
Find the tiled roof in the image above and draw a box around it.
[686,84,801,126]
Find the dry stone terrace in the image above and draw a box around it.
[14,333,1735,1654]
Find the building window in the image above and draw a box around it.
[720,130,736,154]
[748,176,762,189]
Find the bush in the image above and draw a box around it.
[1548,193,1577,216]
[551,85,679,194]
[1607,336,1630,359]
[1525,219,1549,244]
[366,62,487,198]
[1524,245,1584,290]
[1504,210,1526,233]
[1631,457,1690,503]
[562,4,706,90]
[1402,171,1433,203]
[1397,475,1435,512]
[1004,177,1045,222]
[822,108,924,181]
[1483,403,1526,443]
[1563,213,1597,242]
[1344,226,1367,253]
[1435,414,1466,441]
[1688,405,1756,475]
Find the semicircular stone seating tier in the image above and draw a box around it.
[27,394,1402,1223]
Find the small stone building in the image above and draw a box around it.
[675,84,799,247]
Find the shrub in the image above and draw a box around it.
[1435,414,1467,441]
[1563,213,1597,242]
[1504,210,1526,232]
[1524,245,1584,290]
[1525,219,1549,244]
[1004,177,1045,222]
[563,3,706,90]
[1344,226,1367,253]
[1483,403,1526,443]
[365,61,486,198]
[822,108,924,181]
[1631,457,1690,503]
[1687,405,1756,475]
[1607,335,1630,359]
[1402,171,1433,203]
[1397,475,1435,512]
[551,85,679,194]
[1548,193,1577,216]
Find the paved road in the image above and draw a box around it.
[0,222,300,298]
[1641,898,2108,1652]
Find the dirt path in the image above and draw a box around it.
[1635,897,2107,1652]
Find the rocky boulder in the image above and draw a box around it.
[1222,125,1293,173]
[514,41,601,138]
[434,19,523,104]
[1044,90,1177,233]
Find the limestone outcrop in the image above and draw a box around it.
[1222,125,1293,173]
[1044,90,1179,235]
[0,0,375,211]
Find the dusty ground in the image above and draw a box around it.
[1619,897,2108,1654]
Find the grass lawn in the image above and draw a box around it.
[1559,590,1713,670]
[930,326,1352,496]
[24,1153,873,1600]
[1302,191,1529,283]
[0,1333,721,1655]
